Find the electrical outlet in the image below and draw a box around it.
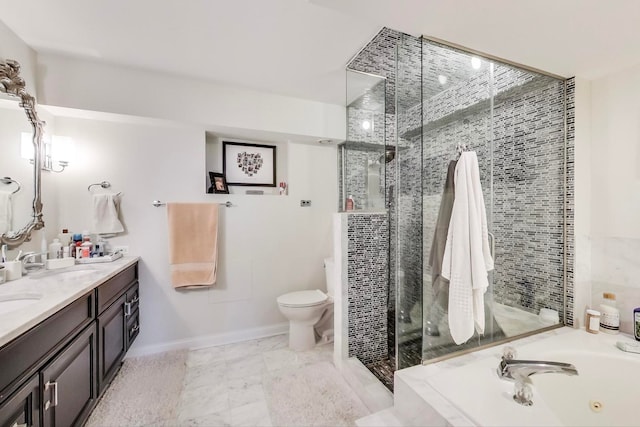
[300,200,311,207]
[112,245,129,255]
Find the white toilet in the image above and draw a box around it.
[277,258,335,351]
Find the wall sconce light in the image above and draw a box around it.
[21,132,74,173]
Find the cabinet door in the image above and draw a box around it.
[0,374,40,427]
[41,325,97,427]
[97,294,126,395]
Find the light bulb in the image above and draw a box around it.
[362,120,371,130]
[438,75,448,85]
[471,57,482,70]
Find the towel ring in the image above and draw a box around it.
[1,177,21,194]
[88,181,111,192]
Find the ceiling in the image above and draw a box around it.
[1,0,639,106]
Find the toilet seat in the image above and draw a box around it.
[277,290,327,308]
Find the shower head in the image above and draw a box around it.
[379,148,396,163]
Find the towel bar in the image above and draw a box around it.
[152,200,233,208]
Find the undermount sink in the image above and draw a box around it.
[0,292,43,314]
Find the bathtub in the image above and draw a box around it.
[395,327,640,427]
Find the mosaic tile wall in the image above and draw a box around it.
[565,77,575,326]
[347,213,389,364]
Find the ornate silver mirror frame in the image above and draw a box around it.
[0,59,45,247]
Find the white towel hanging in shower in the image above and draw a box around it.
[441,151,494,345]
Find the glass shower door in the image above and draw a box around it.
[420,39,498,361]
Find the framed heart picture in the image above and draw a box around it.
[223,141,276,187]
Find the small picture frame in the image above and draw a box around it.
[223,141,276,187]
[208,172,229,194]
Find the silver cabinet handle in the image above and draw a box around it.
[12,422,28,427]
[129,295,139,305]
[44,381,58,410]
[130,324,140,335]
[124,302,131,317]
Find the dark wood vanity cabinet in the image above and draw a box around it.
[0,262,139,427]
[97,265,139,395]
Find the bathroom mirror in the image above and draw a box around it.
[0,59,45,247]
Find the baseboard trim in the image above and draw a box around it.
[125,322,289,358]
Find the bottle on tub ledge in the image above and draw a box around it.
[345,195,355,211]
[599,292,620,334]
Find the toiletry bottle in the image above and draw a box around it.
[346,195,355,211]
[73,234,83,259]
[634,307,640,341]
[585,309,600,334]
[58,229,71,246]
[81,234,92,258]
[599,292,620,334]
[49,239,62,260]
[41,233,48,262]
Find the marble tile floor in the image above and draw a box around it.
[88,334,369,427]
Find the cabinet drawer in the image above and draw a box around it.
[126,310,140,349]
[124,283,139,317]
[96,264,137,314]
[0,294,94,404]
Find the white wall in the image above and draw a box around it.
[0,20,37,97]
[587,63,640,333]
[36,53,346,142]
[53,112,337,353]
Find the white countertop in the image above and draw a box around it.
[0,256,140,348]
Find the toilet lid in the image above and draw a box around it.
[277,290,327,307]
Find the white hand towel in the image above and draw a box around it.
[441,151,494,345]
[0,190,12,234]
[92,193,124,234]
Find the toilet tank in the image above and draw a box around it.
[324,258,335,297]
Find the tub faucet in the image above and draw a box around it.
[497,347,578,406]
[497,358,579,381]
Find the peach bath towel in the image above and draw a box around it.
[167,203,219,289]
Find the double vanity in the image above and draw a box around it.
[0,257,140,427]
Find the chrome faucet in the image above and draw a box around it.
[497,358,579,380]
[18,252,46,274]
[497,346,578,406]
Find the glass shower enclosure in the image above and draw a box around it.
[343,28,566,387]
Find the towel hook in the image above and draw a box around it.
[1,176,21,194]
[88,181,112,192]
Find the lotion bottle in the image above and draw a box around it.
[599,292,620,334]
